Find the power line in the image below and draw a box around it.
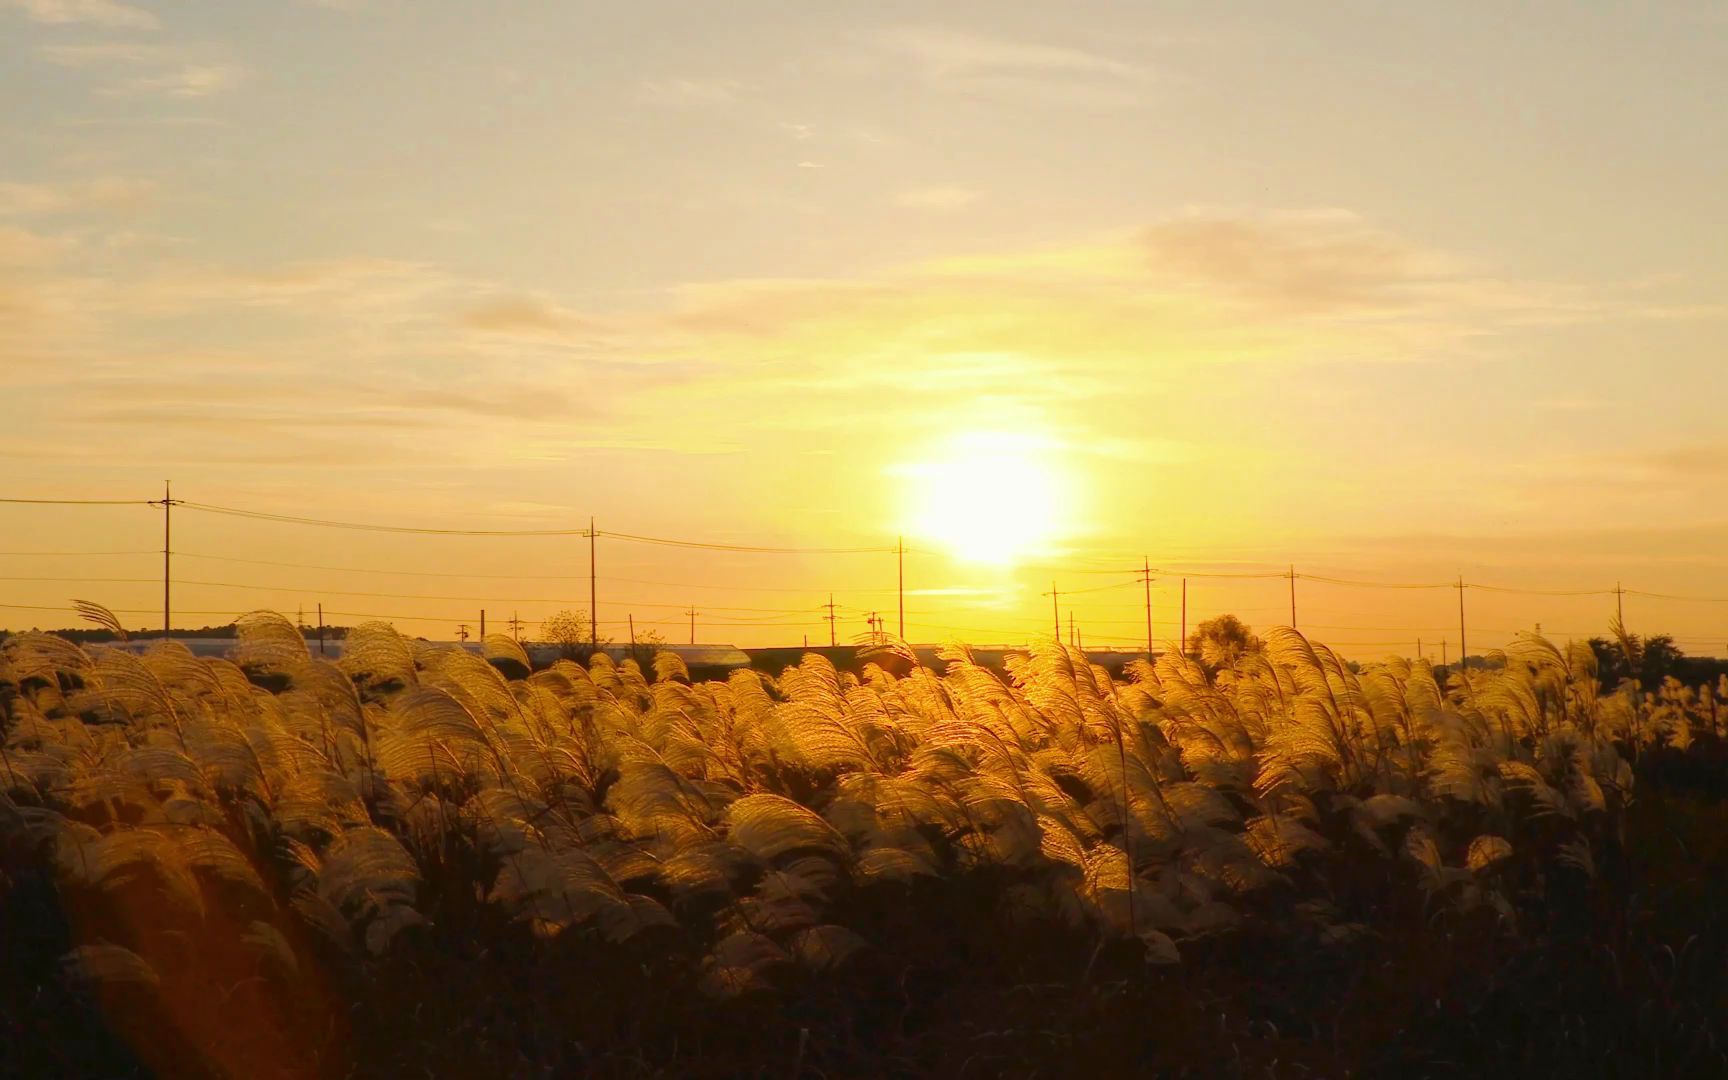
[177,500,900,552]
[0,497,153,506]
[593,529,898,555]
[172,552,910,595]
[1299,573,1455,590]
[179,501,591,536]
[0,550,155,557]
[1467,582,1617,597]
[1625,589,1728,604]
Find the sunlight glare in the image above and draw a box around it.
[896,431,1068,566]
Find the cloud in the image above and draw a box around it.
[123,257,446,312]
[1139,210,1443,314]
[37,40,162,65]
[883,25,1143,81]
[897,186,980,210]
[104,61,245,98]
[0,177,155,216]
[461,296,600,340]
[4,0,157,30]
[1,210,1706,489]
[638,78,740,108]
[35,38,243,98]
[0,224,71,265]
[877,26,1152,106]
[1636,443,1728,479]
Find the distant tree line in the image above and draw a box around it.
[0,624,353,644]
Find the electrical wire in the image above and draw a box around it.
[0,498,154,506]
[593,529,897,555]
[179,501,591,536]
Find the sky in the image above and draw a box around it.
[2,0,1726,655]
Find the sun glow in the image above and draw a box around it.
[896,431,1070,567]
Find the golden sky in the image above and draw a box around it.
[2,2,1726,654]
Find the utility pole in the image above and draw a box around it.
[1615,581,1625,626]
[629,614,636,656]
[1417,637,1422,664]
[685,606,698,645]
[1067,610,1075,648]
[589,517,598,652]
[149,481,179,641]
[1442,639,1448,668]
[480,609,486,640]
[1180,578,1188,657]
[897,536,905,640]
[456,624,470,643]
[1049,582,1060,640]
[823,594,839,647]
[1140,556,1154,657]
[317,602,325,656]
[1289,565,1298,630]
[509,611,523,642]
[1456,575,1468,675]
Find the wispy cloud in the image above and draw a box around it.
[4,0,157,30]
[102,61,244,98]
[638,78,740,108]
[461,296,603,341]
[0,224,70,266]
[0,176,155,216]
[878,25,1152,107]
[36,36,245,98]
[37,40,161,65]
[897,186,980,210]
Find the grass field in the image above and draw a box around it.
[4,613,1728,1077]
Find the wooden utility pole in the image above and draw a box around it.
[1615,581,1625,625]
[589,517,598,652]
[317,602,325,656]
[1067,610,1075,648]
[824,594,839,647]
[685,606,698,645]
[479,609,486,640]
[1140,556,1154,657]
[1050,582,1060,640]
[1289,565,1298,629]
[897,536,905,640]
[509,611,523,642]
[1457,576,1468,675]
[456,624,470,643]
[629,613,637,654]
[150,481,179,641]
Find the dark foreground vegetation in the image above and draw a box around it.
[4,614,1728,1077]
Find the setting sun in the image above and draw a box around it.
[896,431,1070,566]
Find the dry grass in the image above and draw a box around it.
[3,612,1726,1076]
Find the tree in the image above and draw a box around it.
[1186,614,1263,670]
[628,627,668,669]
[1186,614,1263,673]
[541,609,606,662]
[1589,621,1685,691]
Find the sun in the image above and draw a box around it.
[895,431,1069,566]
